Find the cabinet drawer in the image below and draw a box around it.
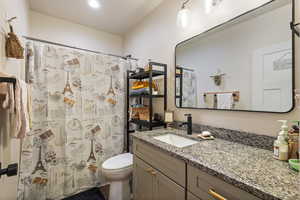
[187,165,261,200]
[133,138,185,187]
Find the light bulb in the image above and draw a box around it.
[177,8,191,29]
[88,0,101,9]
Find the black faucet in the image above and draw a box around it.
[182,114,192,135]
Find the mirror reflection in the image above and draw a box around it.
[175,0,294,113]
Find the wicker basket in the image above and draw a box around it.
[132,107,150,121]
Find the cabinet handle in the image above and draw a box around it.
[208,189,227,200]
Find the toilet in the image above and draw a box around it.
[102,153,133,200]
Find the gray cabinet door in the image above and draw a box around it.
[133,156,155,200]
[154,169,185,200]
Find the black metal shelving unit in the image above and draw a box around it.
[126,62,167,152]
[175,67,183,107]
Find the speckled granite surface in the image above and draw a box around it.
[175,123,276,150]
[132,129,299,200]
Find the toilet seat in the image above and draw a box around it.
[102,153,133,200]
[102,153,133,170]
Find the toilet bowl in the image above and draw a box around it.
[102,153,133,200]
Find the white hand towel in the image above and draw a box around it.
[217,93,234,109]
[17,80,30,138]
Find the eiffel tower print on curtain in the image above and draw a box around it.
[63,71,73,95]
[107,75,116,96]
[32,146,47,174]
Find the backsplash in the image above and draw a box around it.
[175,122,276,151]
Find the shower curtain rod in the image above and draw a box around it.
[22,36,139,61]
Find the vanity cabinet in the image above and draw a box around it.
[133,156,155,200]
[187,165,261,200]
[133,138,261,200]
[133,139,185,187]
[133,156,185,200]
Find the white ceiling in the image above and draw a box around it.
[29,0,164,35]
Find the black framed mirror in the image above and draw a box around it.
[175,0,295,113]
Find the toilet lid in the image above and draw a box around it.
[102,153,133,170]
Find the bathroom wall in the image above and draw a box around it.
[0,0,29,199]
[29,11,123,55]
[124,0,300,136]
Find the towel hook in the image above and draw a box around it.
[290,22,300,37]
[7,16,17,23]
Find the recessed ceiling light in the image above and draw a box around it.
[88,0,101,9]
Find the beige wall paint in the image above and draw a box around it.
[124,0,300,136]
[29,11,123,55]
[0,0,29,199]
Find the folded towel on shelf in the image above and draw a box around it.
[130,88,150,95]
[217,93,234,109]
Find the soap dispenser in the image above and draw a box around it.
[274,120,289,161]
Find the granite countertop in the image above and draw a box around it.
[131,129,299,200]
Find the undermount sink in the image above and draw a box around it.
[153,134,198,148]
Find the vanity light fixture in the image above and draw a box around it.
[177,0,191,29]
[88,0,101,9]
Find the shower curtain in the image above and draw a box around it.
[182,70,198,107]
[17,41,128,200]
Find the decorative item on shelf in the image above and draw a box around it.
[130,80,159,96]
[132,106,150,121]
[135,67,145,74]
[164,111,174,123]
[164,111,174,129]
[154,113,162,122]
[176,68,182,75]
[210,69,226,86]
[144,59,164,72]
[144,59,152,71]
[5,17,24,59]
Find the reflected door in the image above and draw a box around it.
[252,41,293,112]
